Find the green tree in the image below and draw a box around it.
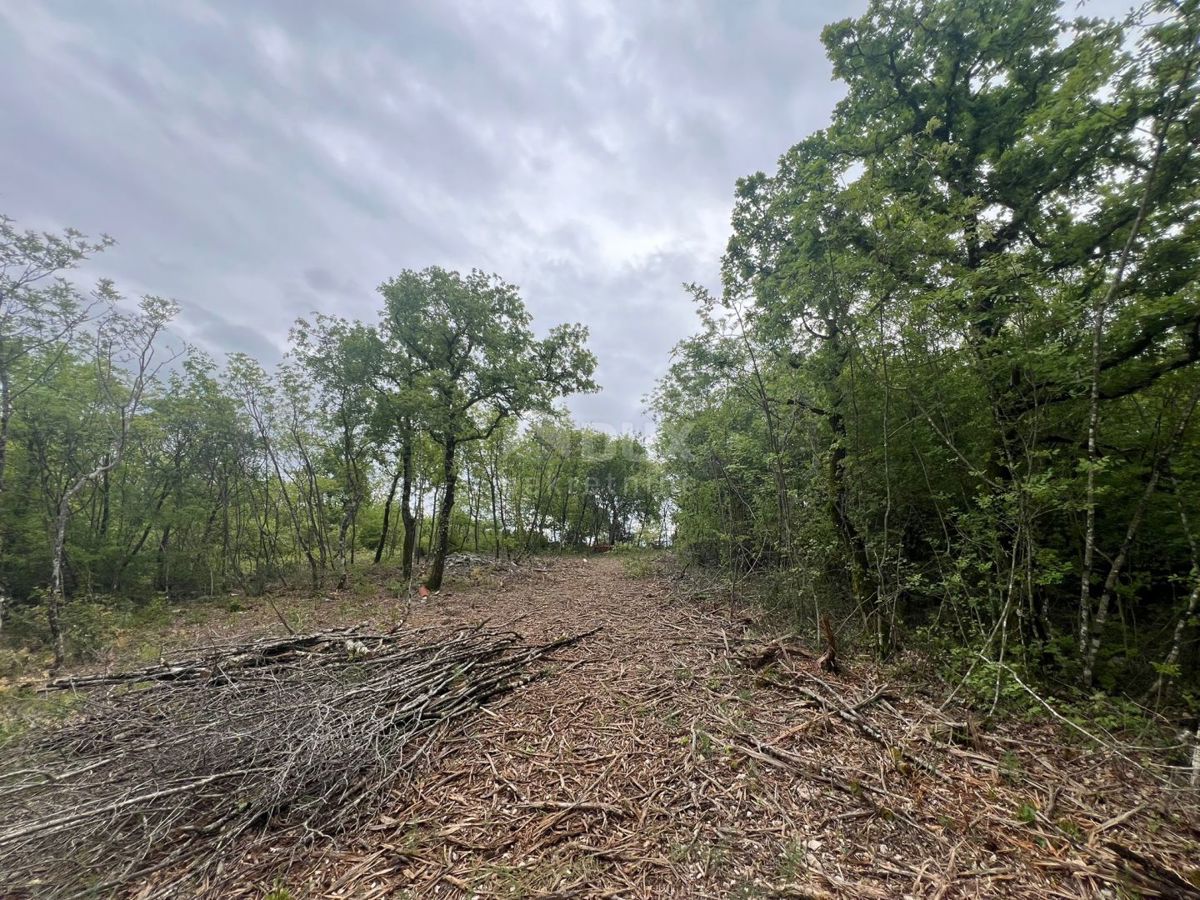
[47,296,179,666]
[657,0,1200,698]
[290,315,381,588]
[0,217,111,631]
[0,217,111,497]
[379,267,597,590]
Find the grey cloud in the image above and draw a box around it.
[181,303,284,364]
[303,267,361,298]
[0,0,1134,429]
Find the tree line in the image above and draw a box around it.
[0,228,662,666]
[654,0,1200,704]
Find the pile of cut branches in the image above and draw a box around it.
[0,624,591,899]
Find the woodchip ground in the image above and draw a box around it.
[6,555,1199,898]
[256,556,1199,899]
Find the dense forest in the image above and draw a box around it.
[2,0,1199,722]
[654,0,1200,708]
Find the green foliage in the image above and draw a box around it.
[653,0,1200,709]
[620,551,658,579]
[0,688,80,751]
[0,219,656,658]
[379,268,598,446]
[777,838,809,881]
[4,591,172,663]
[999,753,1024,785]
[378,267,599,588]
[3,0,1198,739]
[0,646,37,679]
[1063,693,1153,738]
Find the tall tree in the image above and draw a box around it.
[379,267,596,590]
[290,315,380,589]
[47,296,179,667]
[0,217,110,497]
[656,0,1200,697]
[0,218,110,631]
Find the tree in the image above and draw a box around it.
[379,267,597,590]
[724,133,884,643]
[373,316,430,580]
[290,315,381,589]
[0,217,110,635]
[656,0,1200,699]
[0,217,111,497]
[47,295,179,667]
[581,432,661,546]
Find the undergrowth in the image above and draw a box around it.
[665,553,1195,762]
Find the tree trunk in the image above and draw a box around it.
[461,467,474,550]
[156,523,171,594]
[472,469,481,552]
[407,483,423,562]
[399,440,416,579]
[47,366,160,668]
[427,486,439,557]
[49,465,117,668]
[374,466,401,564]
[335,506,354,590]
[1149,479,1200,700]
[49,496,70,668]
[0,364,11,498]
[1082,389,1199,687]
[426,438,457,591]
[112,478,173,591]
[497,474,509,560]
[98,458,111,538]
[1192,722,1200,788]
[1079,120,1168,665]
[489,462,501,559]
[828,406,879,649]
[251,411,321,591]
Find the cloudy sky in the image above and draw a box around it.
[0,0,1130,431]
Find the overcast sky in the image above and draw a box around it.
[0,0,1131,432]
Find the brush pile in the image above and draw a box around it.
[0,624,591,898]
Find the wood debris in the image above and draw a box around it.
[0,624,592,898]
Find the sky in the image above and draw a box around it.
[0,0,1133,433]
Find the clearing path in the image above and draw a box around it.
[291,557,1194,899]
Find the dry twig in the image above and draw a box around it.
[0,623,593,898]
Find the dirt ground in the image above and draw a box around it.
[211,555,1199,900]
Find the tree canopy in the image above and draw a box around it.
[0,244,632,664]
[655,0,1200,698]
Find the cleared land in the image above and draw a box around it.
[3,555,1199,898]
